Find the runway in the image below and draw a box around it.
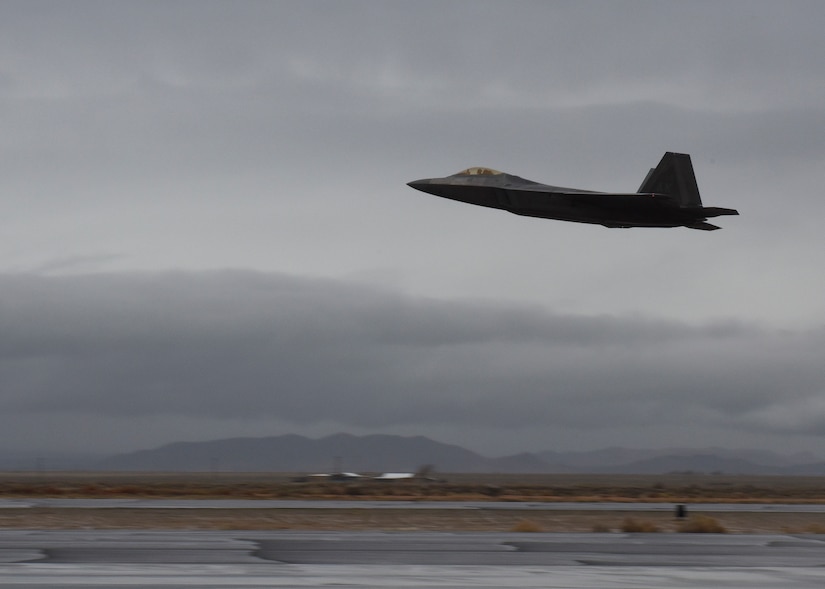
[3,498,825,512]
[1,530,824,588]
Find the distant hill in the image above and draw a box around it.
[537,446,822,470]
[100,433,543,473]
[97,433,825,475]
[594,453,781,475]
[488,452,572,474]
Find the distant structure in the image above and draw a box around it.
[373,465,442,482]
[294,464,443,483]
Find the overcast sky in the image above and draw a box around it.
[2,1,825,458]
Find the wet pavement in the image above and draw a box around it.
[0,530,824,587]
[3,498,825,512]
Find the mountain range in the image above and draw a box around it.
[83,433,825,475]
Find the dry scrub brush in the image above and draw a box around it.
[678,515,728,533]
[620,517,660,533]
[510,518,544,532]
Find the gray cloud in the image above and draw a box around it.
[1,2,824,454]
[1,271,823,453]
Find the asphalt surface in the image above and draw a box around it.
[3,498,825,512]
[1,530,825,588]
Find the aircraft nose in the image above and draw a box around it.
[407,179,443,197]
[407,179,431,190]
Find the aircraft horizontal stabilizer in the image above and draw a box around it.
[687,222,721,231]
[701,207,739,217]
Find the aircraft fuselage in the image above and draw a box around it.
[408,154,738,230]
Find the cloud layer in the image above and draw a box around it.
[2,271,823,453]
[1,2,825,455]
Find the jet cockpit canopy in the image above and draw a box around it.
[456,167,503,176]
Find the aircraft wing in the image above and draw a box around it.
[555,192,676,204]
[511,186,677,207]
[509,183,675,202]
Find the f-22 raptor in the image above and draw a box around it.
[408,152,738,230]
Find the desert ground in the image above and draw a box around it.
[2,472,825,534]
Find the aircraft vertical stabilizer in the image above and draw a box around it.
[638,152,702,208]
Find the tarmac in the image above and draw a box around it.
[1,529,824,588]
[4,498,825,511]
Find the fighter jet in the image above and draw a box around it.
[408,152,738,230]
